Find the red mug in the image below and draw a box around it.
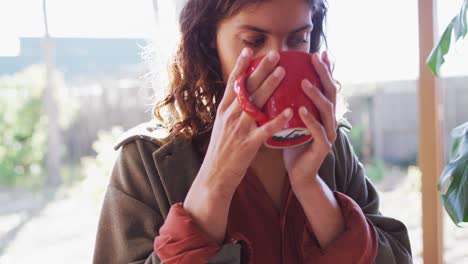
[234,51,323,148]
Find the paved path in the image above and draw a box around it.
[1,177,468,263]
[0,186,100,264]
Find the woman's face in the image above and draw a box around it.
[215,0,313,82]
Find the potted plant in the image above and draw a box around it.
[427,0,467,225]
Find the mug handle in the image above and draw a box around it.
[234,73,269,125]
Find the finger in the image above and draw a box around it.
[302,80,337,143]
[321,51,342,94]
[250,66,285,108]
[218,48,253,112]
[299,106,331,153]
[224,96,245,120]
[231,65,285,121]
[252,108,293,143]
[321,50,334,74]
[246,51,280,94]
[311,52,336,107]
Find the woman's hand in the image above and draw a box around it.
[282,51,346,248]
[283,51,339,194]
[198,48,293,193]
[184,48,292,243]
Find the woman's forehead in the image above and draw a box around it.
[226,0,312,33]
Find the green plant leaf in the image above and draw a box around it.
[439,121,468,225]
[427,0,468,76]
[454,0,468,39]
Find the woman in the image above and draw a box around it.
[93,0,412,263]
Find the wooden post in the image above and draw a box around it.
[418,0,444,263]
[42,0,61,187]
[151,0,159,24]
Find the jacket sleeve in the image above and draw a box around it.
[302,191,378,264]
[336,128,413,263]
[93,140,242,264]
[154,203,242,264]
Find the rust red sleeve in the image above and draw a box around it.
[154,203,220,263]
[302,192,378,264]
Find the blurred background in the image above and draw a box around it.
[0,0,467,263]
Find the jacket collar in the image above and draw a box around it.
[113,121,205,206]
[144,121,347,205]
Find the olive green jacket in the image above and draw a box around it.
[93,121,412,263]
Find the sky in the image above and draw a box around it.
[0,0,155,38]
[326,0,468,82]
[0,0,466,82]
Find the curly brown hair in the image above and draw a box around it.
[153,0,329,142]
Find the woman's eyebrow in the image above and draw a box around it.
[237,24,313,34]
[290,24,313,33]
[237,25,269,33]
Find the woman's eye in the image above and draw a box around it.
[289,33,310,47]
[242,37,265,48]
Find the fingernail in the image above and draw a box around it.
[318,52,323,62]
[302,79,312,90]
[284,108,292,118]
[300,107,309,116]
[268,51,279,62]
[241,48,250,57]
[273,67,285,78]
[323,50,328,61]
